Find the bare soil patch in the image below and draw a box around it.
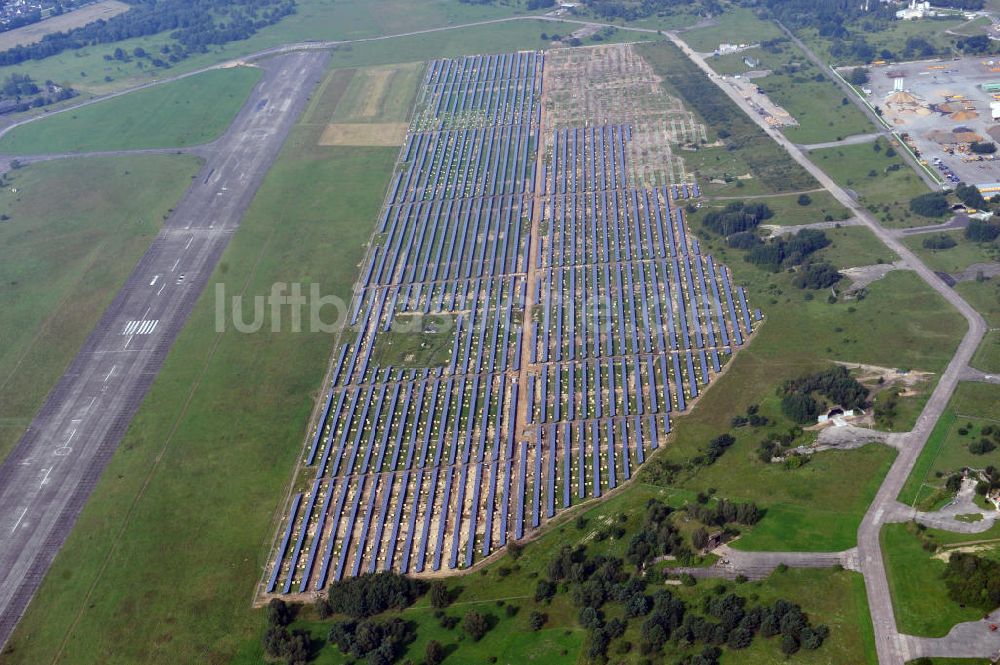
[318,122,408,146]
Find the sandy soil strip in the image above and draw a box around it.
[0,0,129,51]
[318,122,409,146]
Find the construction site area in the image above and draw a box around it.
[864,56,1000,190]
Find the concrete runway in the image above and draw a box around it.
[0,50,329,649]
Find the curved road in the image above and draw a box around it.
[666,31,989,665]
[0,11,991,663]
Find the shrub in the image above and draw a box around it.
[922,234,957,250]
[462,610,489,641]
[971,438,996,455]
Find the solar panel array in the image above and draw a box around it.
[265,50,758,595]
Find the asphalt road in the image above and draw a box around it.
[666,32,989,664]
[670,545,859,581]
[0,50,329,650]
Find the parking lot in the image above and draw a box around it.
[863,56,1000,187]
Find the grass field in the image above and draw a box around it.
[681,8,783,53]
[902,232,1000,274]
[898,382,1000,509]
[698,189,851,227]
[0,0,129,51]
[0,154,201,464]
[0,17,968,663]
[0,0,533,97]
[640,40,819,195]
[811,138,935,228]
[283,480,877,665]
[882,522,984,637]
[329,63,424,123]
[1,70,399,664]
[632,217,962,551]
[955,279,1000,327]
[0,67,261,154]
[704,38,872,145]
[972,331,1000,373]
[795,16,969,67]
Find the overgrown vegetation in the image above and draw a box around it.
[0,72,74,114]
[908,192,950,218]
[318,572,424,619]
[640,41,818,193]
[0,0,297,68]
[922,234,957,250]
[966,219,1000,243]
[943,552,1000,611]
[779,366,869,424]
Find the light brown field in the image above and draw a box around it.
[0,0,130,51]
[318,122,408,146]
[331,63,424,124]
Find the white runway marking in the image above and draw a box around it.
[11,508,27,533]
[184,237,194,250]
[121,320,159,336]
[39,468,51,487]
[171,258,180,272]
[150,275,160,287]
[104,365,116,383]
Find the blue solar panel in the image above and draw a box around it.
[267,493,303,593]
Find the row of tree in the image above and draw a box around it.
[0,0,296,68]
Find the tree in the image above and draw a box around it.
[922,234,956,250]
[429,581,451,609]
[781,633,800,655]
[528,610,546,630]
[797,193,812,206]
[971,141,997,154]
[955,182,987,209]
[326,572,423,618]
[782,393,818,424]
[792,262,841,290]
[462,610,489,641]
[579,606,603,630]
[425,639,445,665]
[909,192,950,218]
[848,67,869,85]
[534,578,556,602]
[966,219,1000,242]
[970,438,996,455]
[692,527,709,550]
